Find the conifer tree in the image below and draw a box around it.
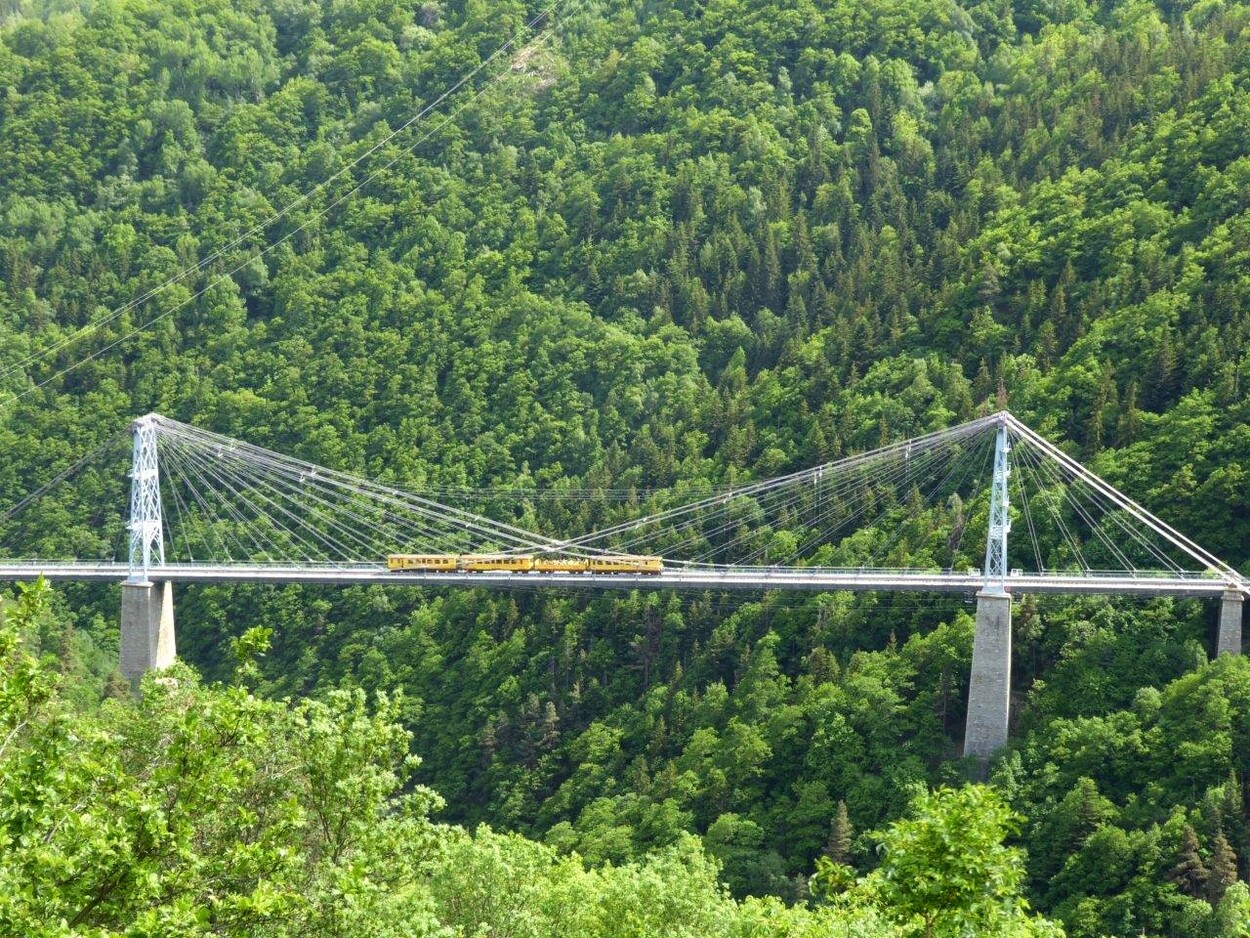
[825,800,853,866]
[1208,829,1238,906]
[1170,825,1208,898]
[1073,777,1106,844]
[540,701,560,751]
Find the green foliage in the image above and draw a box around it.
[2,0,1250,933]
[0,588,1065,936]
[230,623,273,682]
[1011,654,1250,936]
[0,579,446,935]
[864,785,1058,938]
[1211,882,1250,938]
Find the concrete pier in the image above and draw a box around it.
[1218,590,1243,656]
[964,590,1012,760]
[120,580,176,684]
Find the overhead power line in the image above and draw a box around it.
[3,0,572,402]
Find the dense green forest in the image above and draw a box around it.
[2,0,1250,933]
[4,581,1074,936]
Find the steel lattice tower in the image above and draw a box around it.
[982,414,1011,594]
[127,414,165,582]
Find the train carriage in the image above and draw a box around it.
[459,554,535,572]
[532,558,591,573]
[386,553,663,574]
[387,554,458,571]
[588,555,664,574]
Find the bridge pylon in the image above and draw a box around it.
[1219,590,1244,656]
[120,414,175,684]
[127,414,165,580]
[964,414,1013,762]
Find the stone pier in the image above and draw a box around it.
[964,590,1012,761]
[120,580,176,685]
[1218,590,1244,657]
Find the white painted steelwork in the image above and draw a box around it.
[0,561,1242,597]
[982,417,1011,594]
[127,415,164,582]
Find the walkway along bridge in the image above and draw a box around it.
[1,410,1244,759]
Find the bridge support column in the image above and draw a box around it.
[964,590,1012,762]
[120,580,176,685]
[1218,590,1243,656]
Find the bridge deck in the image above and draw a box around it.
[0,562,1241,597]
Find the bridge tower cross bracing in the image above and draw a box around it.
[964,413,1014,763]
[127,414,165,583]
[120,414,175,685]
[982,418,1012,595]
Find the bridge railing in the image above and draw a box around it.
[0,559,1237,581]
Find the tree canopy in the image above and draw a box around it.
[2,0,1250,933]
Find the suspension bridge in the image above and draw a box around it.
[1,409,1244,759]
[0,0,1241,761]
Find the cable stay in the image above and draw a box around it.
[0,411,1242,597]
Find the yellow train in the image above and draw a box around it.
[387,553,664,574]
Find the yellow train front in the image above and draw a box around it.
[386,554,663,574]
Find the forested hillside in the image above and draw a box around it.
[4,582,1076,936]
[2,0,1250,933]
